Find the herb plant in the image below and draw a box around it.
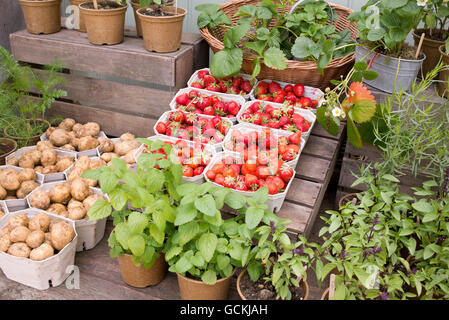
[196,0,355,80]
[420,0,449,44]
[83,139,183,269]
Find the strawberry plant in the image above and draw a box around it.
[165,183,279,284]
[190,69,255,96]
[196,0,355,80]
[254,80,319,108]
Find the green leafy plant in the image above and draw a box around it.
[349,0,426,57]
[196,0,355,80]
[138,0,167,8]
[164,184,278,284]
[83,138,183,268]
[420,0,449,43]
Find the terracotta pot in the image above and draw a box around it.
[80,1,128,45]
[19,0,62,35]
[438,45,449,99]
[137,6,187,53]
[0,138,18,166]
[413,29,445,78]
[117,253,167,288]
[177,269,235,300]
[69,0,87,32]
[338,193,359,209]
[320,288,330,300]
[236,269,309,300]
[130,0,175,37]
[3,119,50,147]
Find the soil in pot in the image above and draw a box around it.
[140,7,175,16]
[82,1,123,9]
[238,271,307,300]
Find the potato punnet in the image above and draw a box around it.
[18,168,36,183]
[16,180,39,199]
[60,144,76,151]
[68,205,86,221]
[0,168,21,191]
[78,136,99,151]
[49,128,71,147]
[6,157,19,166]
[0,234,11,252]
[50,221,75,251]
[120,132,135,142]
[71,178,89,201]
[58,118,75,132]
[8,242,31,258]
[26,230,45,249]
[28,212,51,232]
[100,152,119,163]
[83,194,105,212]
[40,148,57,167]
[36,141,54,153]
[49,183,72,204]
[8,214,29,231]
[28,190,51,210]
[0,185,6,200]
[30,242,54,261]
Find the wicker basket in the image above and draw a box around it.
[199,0,359,90]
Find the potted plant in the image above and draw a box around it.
[349,0,426,93]
[18,0,62,35]
[413,0,449,77]
[136,0,187,53]
[79,0,128,45]
[130,0,175,37]
[165,183,277,300]
[83,139,184,287]
[0,47,66,147]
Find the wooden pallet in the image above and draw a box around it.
[9,28,209,138]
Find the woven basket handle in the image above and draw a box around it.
[289,0,334,24]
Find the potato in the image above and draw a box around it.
[18,156,35,169]
[84,122,101,137]
[121,148,138,164]
[34,166,44,174]
[7,214,29,231]
[24,149,41,165]
[0,227,9,238]
[71,178,89,201]
[100,152,119,163]
[49,128,71,147]
[30,243,54,261]
[36,141,53,152]
[6,157,19,166]
[28,190,51,210]
[16,180,39,199]
[67,167,83,182]
[68,206,87,220]
[56,156,74,172]
[58,118,75,131]
[49,183,71,204]
[50,221,75,250]
[7,242,30,258]
[85,178,97,188]
[90,158,106,170]
[78,136,99,151]
[10,226,31,243]
[47,203,67,215]
[0,185,6,200]
[26,230,45,248]
[114,140,141,156]
[28,212,51,233]
[0,209,4,219]
[120,132,135,142]
[41,165,57,174]
[83,194,105,212]
[0,168,21,191]
[44,232,52,246]
[5,196,16,200]
[98,137,114,153]
[61,144,76,151]
[68,199,84,210]
[18,168,36,182]
[0,234,11,252]
[74,156,91,171]
[40,148,57,167]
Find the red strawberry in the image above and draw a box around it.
[227,101,240,116]
[203,106,214,116]
[240,112,252,122]
[155,122,166,134]
[206,83,221,92]
[211,116,222,127]
[234,181,248,191]
[269,82,282,94]
[191,81,203,89]
[279,166,294,183]
[254,86,267,97]
[198,69,210,79]
[203,74,217,87]
[189,90,200,98]
[288,131,302,145]
[267,120,280,129]
[223,176,236,188]
[299,96,312,108]
[284,84,293,93]
[185,112,199,126]
[293,84,305,98]
[175,93,190,105]
[218,121,231,135]
[218,81,227,93]
[233,77,243,89]
[279,116,290,127]
[241,80,252,93]
[168,110,185,123]
[196,96,212,110]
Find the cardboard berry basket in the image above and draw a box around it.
[222,123,305,169]
[0,200,8,221]
[204,151,295,213]
[236,100,317,143]
[249,79,325,113]
[153,111,233,153]
[187,67,258,101]
[133,135,217,185]
[0,208,78,291]
[40,131,107,157]
[6,146,77,183]
[0,165,44,213]
[169,87,247,124]
[26,181,108,252]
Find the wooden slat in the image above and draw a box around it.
[311,122,345,140]
[285,178,321,208]
[10,29,193,87]
[295,154,330,183]
[303,135,339,160]
[276,202,312,235]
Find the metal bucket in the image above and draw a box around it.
[355,45,426,94]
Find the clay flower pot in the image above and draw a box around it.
[176,270,235,300]
[117,253,168,288]
[130,0,175,37]
[80,1,128,45]
[136,6,187,53]
[3,118,50,147]
[413,29,446,78]
[69,0,88,32]
[438,45,449,99]
[236,269,309,300]
[0,138,18,166]
[19,0,62,35]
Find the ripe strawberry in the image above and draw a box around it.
[218,81,228,93]
[293,84,305,97]
[282,124,298,132]
[214,173,224,185]
[227,101,240,116]
[260,113,271,124]
[196,96,212,110]
[232,77,243,89]
[203,74,217,87]
[234,181,248,191]
[266,180,278,194]
[278,136,289,146]
[254,86,267,97]
[267,120,280,129]
[240,112,252,122]
[198,69,210,79]
[260,95,273,102]
[206,83,221,92]
[269,82,282,94]
[279,166,294,183]
[189,90,200,98]
[155,122,166,134]
[203,106,214,116]
[191,81,203,89]
[223,176,236,188]
[184,112,199,126]
[168,111,185,123]
[206,170,216,180]
[193,166,204,176]
[284,84,293,93]
[280,104,294,117]
[249,102,261,114]
[218,121,231,135]
[273,95,285,104]
[272,176,285,191]
[182,165,193,177]
[279,116,290,127]
[288,131,302,145]
[282,150,297,162]
[211,116,222,127]
[285,92,297,103]
[175,93,190,105]
[299,96,312,108]
[241,80,252,93]
[256,166,270,180]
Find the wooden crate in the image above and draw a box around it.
[9,28,209,138]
